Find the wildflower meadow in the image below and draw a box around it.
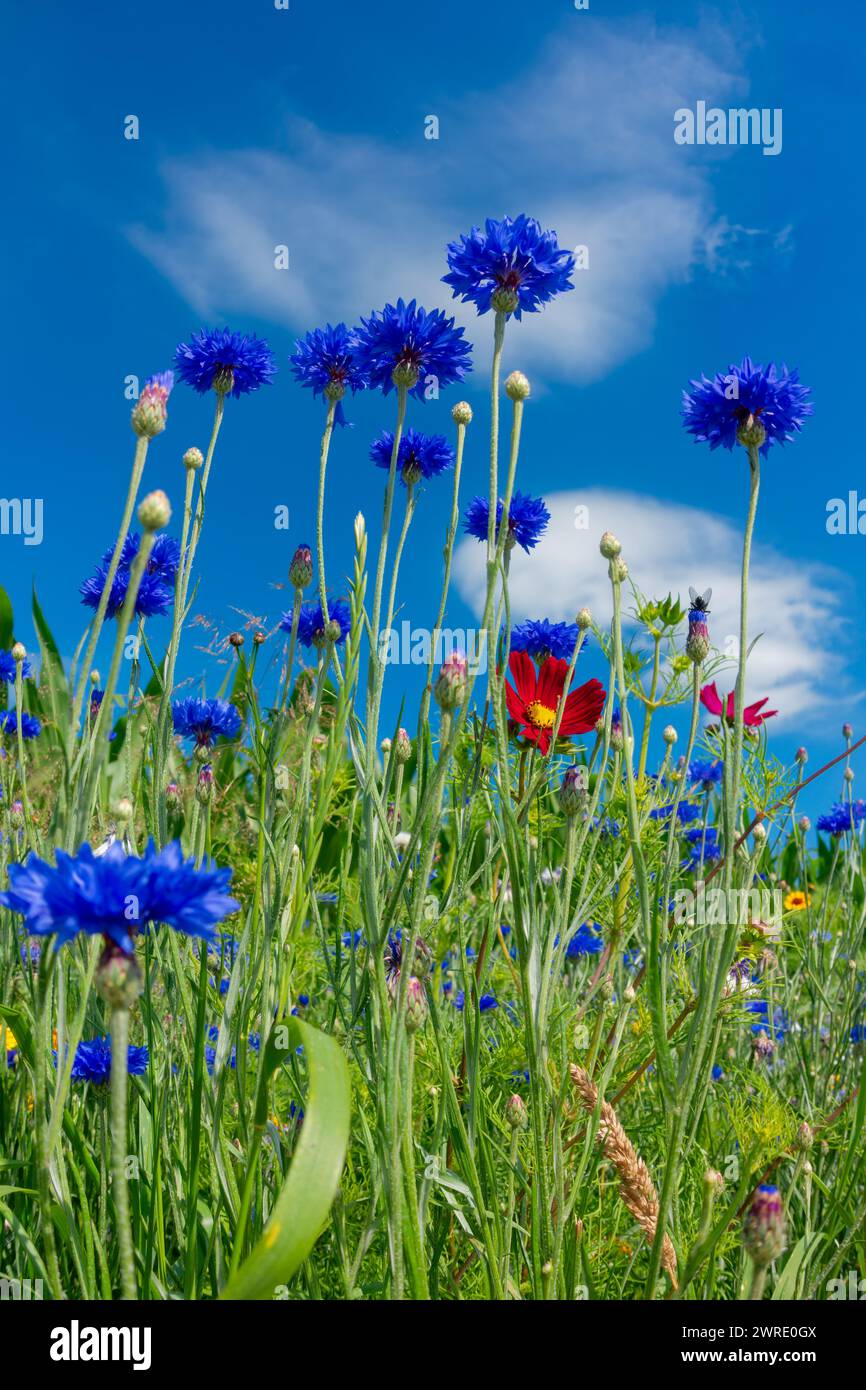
[1,211,864,1332]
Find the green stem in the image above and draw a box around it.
[110,1008,136,1300]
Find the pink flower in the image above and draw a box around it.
[700,681,777,728]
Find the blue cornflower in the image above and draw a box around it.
[850,1023,866,1045]
[747,1001,788,1041]
[443,215,575,318]
[453,992,498,1013]
[0,839,239,954]
[464,491,550,552]
[0,649,32,683]
[564,924,604,959]
[0,711,41,740]
[67,1037,149,1085]
[682,357,813,457]
[711,1064,724,1081]
[280,598,351,648]
[174,327,277,397]
[109,533,181,588]
[370,428,454,484]
[681,825,721,872]
[649,801,702,824]
[80,533,181,620]
[80,568,172,620]
[817,801,866,836]
[689,758,723,789]
[290,322,367,427]
[172,697,242,748]
[352,298,472,400]
[511,618,583,663]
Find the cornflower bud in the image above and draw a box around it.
[452,401,472,425]
[434,651,468,711]
[289,544,313,591]
[506,1094,528,1130]
[742,1185,786,1267]
[504,370,531,402]
[131,372,173,439]
[183,446,203,470]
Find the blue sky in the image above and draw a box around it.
[3,0,864,812]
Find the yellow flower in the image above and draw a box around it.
[3,1025,18,1052]
[784,891,811,912]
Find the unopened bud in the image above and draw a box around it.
[434,651,469,711]
[504,370,530,402]
[559,764,587,817]
[138,489,171,532]
[576,607,592,631]
[599,531,621,559]
[96,942,144,1009]
[451,401,473,426]
[196,763,214,805]
[183,446,204,470]
[394,728,412,764]
[289,544,313,591]
[11,642,26,664]
[742,1185,786,1267]
[131,372,172,439]
[404,977,428,1034]
[506,1094,528,1130]
[662,725,677,745]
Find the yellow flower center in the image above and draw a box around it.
[525,700,557,729]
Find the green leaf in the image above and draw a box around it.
[220,1016,351,1300]
[0,586,13,649]
[772,1232,823,1299]
[32,583,70,729]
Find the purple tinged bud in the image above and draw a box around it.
[196,763,214,805]
[506,1094,528,1130]
[289,544,313,591]
[795,747,807,764]
[394,728,412,764]
[843,722,853,740]
[742,1185,787,1267]
[559,764,587,818]
[132,372,173,439]
[434,651,469,711]
[404,977,428,1034]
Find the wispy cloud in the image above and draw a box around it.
[453,488,851,726]
[128,16,783,382]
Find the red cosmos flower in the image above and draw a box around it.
[700,681,778,728]
[505,652,606,755]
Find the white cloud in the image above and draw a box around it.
[453,489,850,725]
[127,17,781,382]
